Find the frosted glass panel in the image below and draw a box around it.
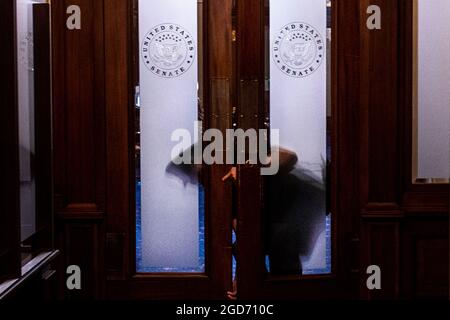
[137,0,204,272]
[416,0,450,180]
[266,0,331,275]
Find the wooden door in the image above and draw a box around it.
[235,0,449,300]
[104,0,236,299]
[235,0,357,300]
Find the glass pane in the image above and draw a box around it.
[136,0,205,272]
[16,0,40,243]
[414,0,450,183]
[264,0,332,275]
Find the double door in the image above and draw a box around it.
[131,0,348,300]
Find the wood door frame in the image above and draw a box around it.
[236,0,360,300]
[397,0,449,299]
[104,0,235,299]
[235,0,449,300]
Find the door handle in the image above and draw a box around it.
[222,167,237,182]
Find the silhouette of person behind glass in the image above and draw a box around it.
[166,145,327,298]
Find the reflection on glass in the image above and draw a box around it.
[17,0,39,243]
[264,0,331,275]
[136,0,205,273]
[414,0,450,183]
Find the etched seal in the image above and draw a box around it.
[141,23,195,78]
[273,22,324,78]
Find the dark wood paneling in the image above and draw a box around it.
[58,221,101,300]
[0,0,21,282]
[103,0,130,281]
[360,0,399,204]
[103,0,235,299]
[402,218,449,299]
[52,0,106,299]
[106,233,125,278]
[52,0,105,212]
[359,0,449,300]
[335,0,362,296]
[206,0,235,299]
[415,238,448,297]
[33,3,53,250]
[49,0,449,300]
[361,220,400,299]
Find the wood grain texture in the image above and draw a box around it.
[32,3,53,251]
[359,0,449,299]
[102,0,235,299]
[52,0,105,298]
[53,0,105,212]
